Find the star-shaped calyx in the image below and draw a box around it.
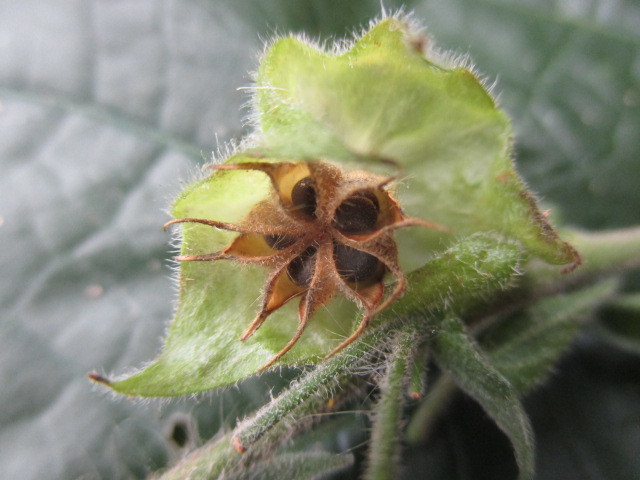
[165,160,446,371]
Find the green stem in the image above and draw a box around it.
[231,321,394,452]
[571,227,640,272]
[608,292,640,310]
[366,324,420,480]
[155,433,242,479]
[408,341,428,400]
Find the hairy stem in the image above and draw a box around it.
[408,341,428,400]
[366,324,422,480]
[231,324,388,452]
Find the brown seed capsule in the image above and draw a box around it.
[165,160,447,371]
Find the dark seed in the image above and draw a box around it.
[170,421,189,448]
[333,243,382,284]
[263,233,298,250]
[333,190,379,235]
[291,177,317,218]
[287,246,317,287]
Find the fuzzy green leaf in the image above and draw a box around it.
[484,279,620,394]
[109,234,520,396]
[104,17,577,397]
[433,315,534,480]
[256,18,580,267]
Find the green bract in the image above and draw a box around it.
[100,18,579,397]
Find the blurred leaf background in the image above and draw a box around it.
[0,1,638,479]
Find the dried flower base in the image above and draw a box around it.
[165,160,446,371]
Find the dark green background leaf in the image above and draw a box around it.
[414,0,640,230]
[1,0,638,478]
[433,316,535,480]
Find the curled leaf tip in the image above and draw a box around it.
[87,372,111,386]
[561,249,583,274]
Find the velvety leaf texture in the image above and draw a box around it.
[1,1,638,479]
[484,279,619,394]
[109,18,577,398]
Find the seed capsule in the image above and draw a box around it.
[166,159,441,371]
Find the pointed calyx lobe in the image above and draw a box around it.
[165,160,444,370]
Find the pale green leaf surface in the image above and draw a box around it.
[255,19,578,267]
[0,1,275,478]
[110,234,520,396]
[414,0,640,230]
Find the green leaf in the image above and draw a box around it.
[107,17,577,397]
[483,279,620,393]
[255,18,579,267]
[109,233,521,396]
[433,315,534,480]
[413,0,640,231]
